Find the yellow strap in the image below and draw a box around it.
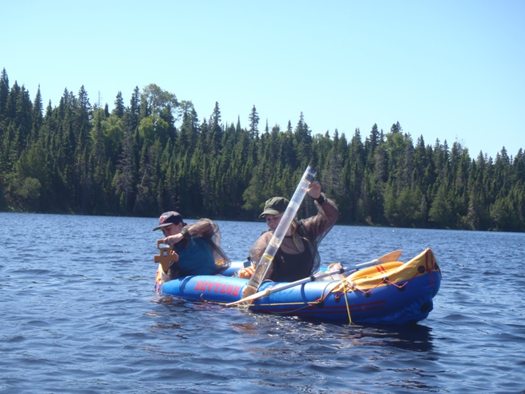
[343,291,353,325]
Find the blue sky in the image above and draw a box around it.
[3,0,524,158]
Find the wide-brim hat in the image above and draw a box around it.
[259,197,289,218]
[153,211,183,231]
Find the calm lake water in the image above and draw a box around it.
[1,212,524,394]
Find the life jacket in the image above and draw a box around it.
[271,237,314,282]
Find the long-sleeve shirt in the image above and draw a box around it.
[249,194,339,282]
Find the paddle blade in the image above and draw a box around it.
[356,250,403,267]
[378,250,402,263]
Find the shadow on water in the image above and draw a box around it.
[351,323,435,352]
[144,295,442,393]
[150,295,435,353]
[294,316,436,353]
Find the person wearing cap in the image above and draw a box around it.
[238,181,339,282]
[153,211,230,280]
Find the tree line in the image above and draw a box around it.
[1,68,524,232]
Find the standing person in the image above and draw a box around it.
[238,181,339,282]
[154,211,230,280]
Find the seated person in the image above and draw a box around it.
[239,181,339,283]
[154,211,230,280]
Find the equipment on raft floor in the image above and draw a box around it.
[154,248,441,325]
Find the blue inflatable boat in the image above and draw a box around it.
[154,248,441,325]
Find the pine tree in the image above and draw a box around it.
[113,91,125,118]
[31,86,43,140]
[248,105,260,139]
[0,68,9,127]
[208,101,223,154]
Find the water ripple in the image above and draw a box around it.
[1,213,524,393]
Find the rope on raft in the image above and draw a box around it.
[209,257,442,325]
[238,267,435,325]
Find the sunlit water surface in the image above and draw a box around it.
[1,212,524,393]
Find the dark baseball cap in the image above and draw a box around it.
[153,211,183,231]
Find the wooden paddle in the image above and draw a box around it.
[226,250,403,306]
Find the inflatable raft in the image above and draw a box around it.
[154,248,441,325]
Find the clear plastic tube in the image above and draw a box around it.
[244,165,317,295]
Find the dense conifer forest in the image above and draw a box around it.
[1,68,524,231]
